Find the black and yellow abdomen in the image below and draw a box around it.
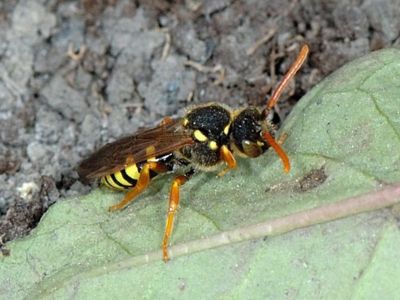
[101,163,140,190]
[101,154,174,191]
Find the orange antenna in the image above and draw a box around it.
[262,131,290,172]
[267,44,309,110]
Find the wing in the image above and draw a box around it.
[77,118,193,180]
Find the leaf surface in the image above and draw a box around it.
[1,49,400,299]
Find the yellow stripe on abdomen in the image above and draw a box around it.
[101,177,114,189]
[114,171,132,186]
[125,164,140,180]
[101,174,124,190]
[101,164,140,191]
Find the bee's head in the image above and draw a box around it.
[230,107,280,158]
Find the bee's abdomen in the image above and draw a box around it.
[101,163,159,191]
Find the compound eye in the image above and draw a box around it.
[242,140,263,158]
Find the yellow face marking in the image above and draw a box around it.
[223,123,230,135]
[125,164,140,180]
[209,141,218,150]
[257,141,265,147]
[182,118,189,126]
[194,130,208,142]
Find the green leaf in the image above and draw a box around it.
[2,48,400,299]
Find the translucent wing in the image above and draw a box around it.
[78,119,193,180]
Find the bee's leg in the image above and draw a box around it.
[108,162,168,212]
[162,169,194,262]
[218,145,236,177]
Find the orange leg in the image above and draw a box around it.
[108,162,166,212]
[218,145,237,177]
[162,175,189,262]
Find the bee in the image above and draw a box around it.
[78,45,309,262]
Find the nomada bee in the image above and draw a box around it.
[78,45,309,262]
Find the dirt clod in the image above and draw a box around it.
[296,167,328,193]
